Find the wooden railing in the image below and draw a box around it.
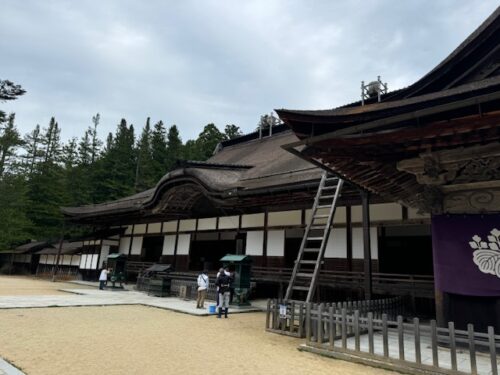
[253,266,434,298]
[267,300,500,375]
[266,298,403,338]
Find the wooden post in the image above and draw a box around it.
[52,220,66,282]
[468,324,477,375]
[266,299,271,330]
[329,305,335,349]
[431,319,439,367]
[448,321,457,371]
[434,288,445,327]
[368,312,374,354]
[382,313,389,357]
[346,205,353,272]
[414,317,421,365]
[361,190,372,300]
[397,315,405,360]
[488,326,497,375]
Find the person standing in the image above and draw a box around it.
[196,270,209,309]
[99,267,110,290]
[216,270,232,318]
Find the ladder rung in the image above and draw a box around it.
[299,260,319,264]
[313,215,329,219]
[318,195,335,199]
[306,237,324,241]
[321,186,337,191]
[297,272,313,278]
[325,177,338,182]
[292,286,310,291]
[303,248,320,253]
[310,225,326,230]
[317,205,331,209]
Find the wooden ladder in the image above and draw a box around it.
[284,172,344,303]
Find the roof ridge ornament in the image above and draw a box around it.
[361,76,388,105]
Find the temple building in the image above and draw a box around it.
[277,6,500,330]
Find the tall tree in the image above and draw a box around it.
[0,114,23,178]
[135,118,155,191]
[165,124,183,170]
[0,79,25,123]
[22,125,43,176]
[151,120,168,182]
[224,124,242,140]
[195,123,225,160]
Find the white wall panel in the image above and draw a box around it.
[176,234,191,255]
[179,219,196,232]
[71,255,81,266]
[246,231,264,256]
[163,220,178,232]
[99,245,110,268]
[133,224,147,234]
[268,210,301,227]
[90,254,99,269]
[267,230,285,257]
[119,237,131,254]
[325,228,347,258]
[124,225,133,235]
[130,236,143,255]
[162,235,176,255]
[370,203,402,221]
[79,254,87,269]
[147,222,162,233]
[241,213,264,228]
[218,216,239,229]
[352,227,378,260]
[197,218,217,231]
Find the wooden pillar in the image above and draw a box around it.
[361,191,372,300]
[263,210,268,267]
[52,220,66,282]
[435,288,445,327]
[346,205,353,272]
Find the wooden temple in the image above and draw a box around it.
[277,6,500,331]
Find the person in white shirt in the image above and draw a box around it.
[196,270,209,309]
[99,268,110,290]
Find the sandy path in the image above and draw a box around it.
[0,305,392,375]
[0,276,93,295]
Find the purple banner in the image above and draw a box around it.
[432,214,500,296]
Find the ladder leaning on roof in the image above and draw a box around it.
[284,172,344,303]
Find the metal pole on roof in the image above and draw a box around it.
[269,113,273,136]
[52,220,66,282]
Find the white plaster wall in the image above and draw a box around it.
[130,236,143,255]
[163,220,178,232]
[246,231,264,256]
[119,237,131,254]
[133,224,147,234]
[177,234,191,255]
[267,230,285,257]
[268,210,301,227]
[324,228,347,258]
[147,222,162,233]
[179,219,196,232]
[71,255,81,266]
[241,213,265,228]
[162,235,176,255]
[218,216,239,229]
[197,218,217,231]
[352,227,378,260]
[99,245,110,268]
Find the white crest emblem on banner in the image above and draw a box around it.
[469,228,500,278]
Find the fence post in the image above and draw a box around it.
[488,326,498,375]
[318,303,324,345]
[448,321,457,371]
[467,324,477,375]
[382,313,389,358]
[298,303,304,338]
[290,301,295,335]
[341,308,347,349]
[414,317,421,365]
[431,319,439,367]
[266,299,271,330]
[368,312,374,355]
[329,305,335,349]
[306,303,311,344]
[397,315,405,360]
[354,310,360,351]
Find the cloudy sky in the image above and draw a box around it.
[1,0,498,142]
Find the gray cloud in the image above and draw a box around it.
[1,0,498,142]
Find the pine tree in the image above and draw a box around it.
[0,114,23,178]
[165,124,183,171]
[194,123,225,160]
[224,124,242,140]
[135,118,155,191]
[22,125,43,176]
[151,120,168,182]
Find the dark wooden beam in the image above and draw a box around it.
[361,191,372,300]
[346,205,353,272]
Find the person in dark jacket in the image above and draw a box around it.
[215,269,232,318]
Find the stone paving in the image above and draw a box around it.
[0,358,24,375]
[0,287,262,316]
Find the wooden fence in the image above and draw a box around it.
[281,301,500,375]
[266,297,402,338]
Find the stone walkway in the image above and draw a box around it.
[0,358,24,375]
[0,288,261,316]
